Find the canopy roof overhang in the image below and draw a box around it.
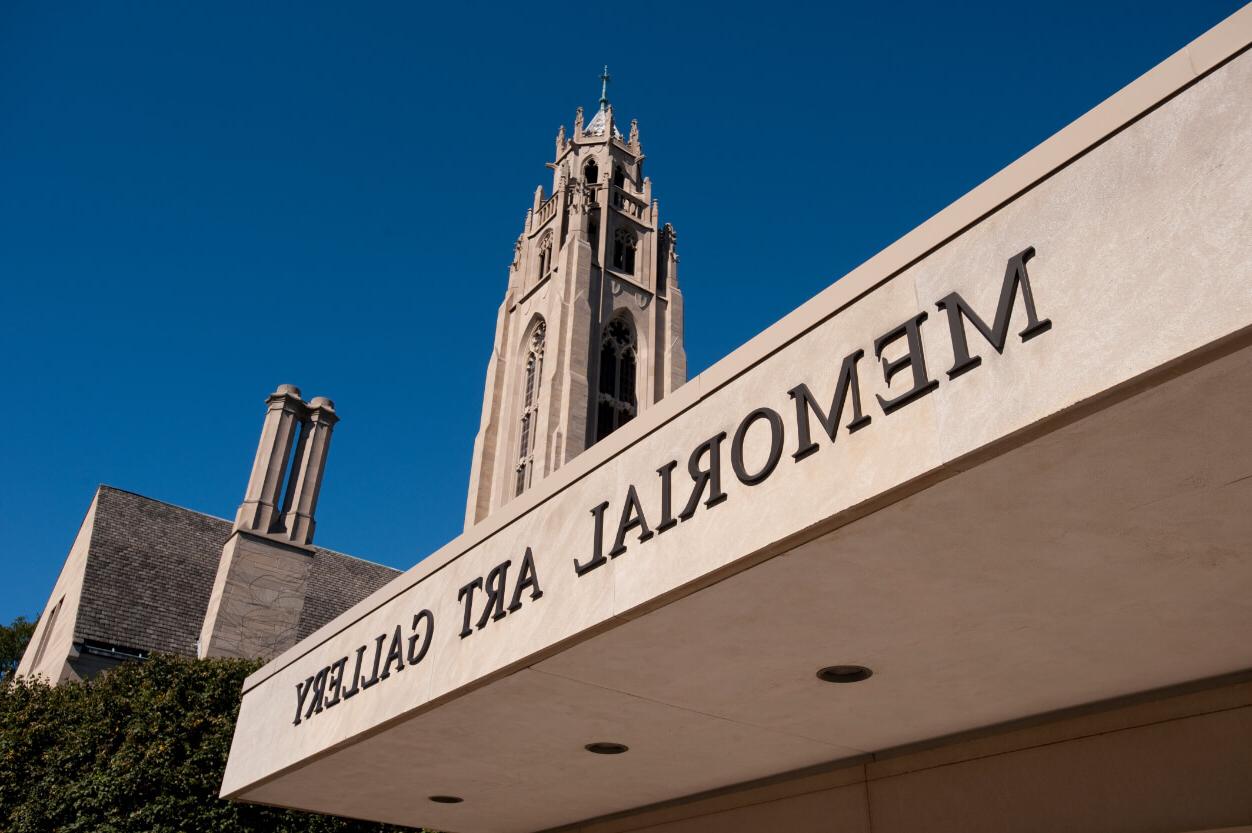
[221,9,1252,832]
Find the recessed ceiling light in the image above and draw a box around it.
[584,741,629,754]
[429,795,464,804]
[816,665,873,683]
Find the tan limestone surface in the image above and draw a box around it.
[222,8,1252,832]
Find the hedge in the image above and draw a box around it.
[0,653,424,833]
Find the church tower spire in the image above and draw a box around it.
[464,73,686,528]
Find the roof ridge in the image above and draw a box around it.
[96,484,230,524]
[96,484,399,572]
[312,544,401,573]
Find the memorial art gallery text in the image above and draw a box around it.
[293,247,1052,725]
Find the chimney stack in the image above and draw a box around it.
[233,385,338,546]
[199,384,339,660]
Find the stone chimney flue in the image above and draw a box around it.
[233,384,338,547]
[199,384,340,660]
[279,396,338,546]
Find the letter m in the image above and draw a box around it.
[935,247,1052,379]
[788,349,872,461]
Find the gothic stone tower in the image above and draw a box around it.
[465,71,686,528]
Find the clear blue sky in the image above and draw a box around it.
[1,0,1244,623]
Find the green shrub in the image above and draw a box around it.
[0,654,421,833]
[0,616,36,682]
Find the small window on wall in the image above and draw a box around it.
[584,159,599,184]
[612,228,636,274]
[588,218,599,259]
[612,165,625,188]
[596,317,637,442]
[537,230,553,277]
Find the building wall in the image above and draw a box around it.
[558,678,1252,833]
[218,9,1252,828]
[16,490,99,682]
[18,482,401,683]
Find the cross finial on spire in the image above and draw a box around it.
[599,65,611,110]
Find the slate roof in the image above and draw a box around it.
[75,486,400,656]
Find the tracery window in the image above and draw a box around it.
[596,317,637,442]
[515,321,545,496]
[612,228,636,274]
[536,230,553,277]
[584,159,599,184]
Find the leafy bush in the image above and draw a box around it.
[0,616,36,681]
[0,654,420,833]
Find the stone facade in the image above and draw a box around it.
[220,9,1252,831]
[465,75,686,528]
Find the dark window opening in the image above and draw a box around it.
[537,232,553,277]
[595,317,637,442]
[612,228,636,274]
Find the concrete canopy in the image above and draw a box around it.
[221,8,1252,832]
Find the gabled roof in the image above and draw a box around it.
[75,486,400,656]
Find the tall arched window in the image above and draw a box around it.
[536,230,553,277]
[612,228,636,274]
[596,317,637,442]
[612,164,625,188]
[584,159,599,185]
[516,321,545,496]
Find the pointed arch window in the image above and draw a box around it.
[536,230,554,278]
[596,317,637,442]
[612,228,636,275]
[612,164,625,188]
[584,159,599,185]
[516,321,546,496]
